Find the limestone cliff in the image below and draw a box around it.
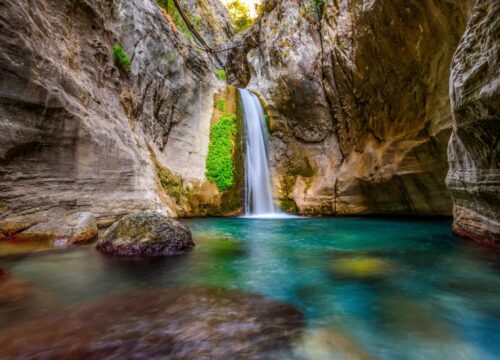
[0,0,232,235]
[228,0,473,215]
[447,0,500,247]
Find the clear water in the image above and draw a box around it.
[1,217,500,359]
[240,88,276,215]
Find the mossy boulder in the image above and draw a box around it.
[97,211,194,257]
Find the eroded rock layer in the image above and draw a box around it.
[228,0,473,215]
[447,0,500,247]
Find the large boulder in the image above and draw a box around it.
[0,287,304,359]
[96,211,194,256]
[447,0,500,248]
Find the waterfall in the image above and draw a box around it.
[239,89,277,216]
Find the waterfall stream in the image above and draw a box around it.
[239,89,277,216]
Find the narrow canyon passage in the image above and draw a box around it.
[0,0,498,359]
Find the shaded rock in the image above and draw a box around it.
[11,212,97,246]
[97,211,194,256]
[0,287,304,359]
[330,256,395,281]
[447,0,500,248]
[227,0,473,216]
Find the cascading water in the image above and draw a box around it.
[239,89,277,216]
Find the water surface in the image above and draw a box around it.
[1,217,500,359]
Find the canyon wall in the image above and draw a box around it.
[447,0,500,247]
[228,0,473,215]
[0,0,231,234]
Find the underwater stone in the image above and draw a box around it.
[330,256,395,281]
[97,211,194,256]
[0,287,304,359]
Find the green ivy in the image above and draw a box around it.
[213,69,227,81]
[112,43,132,71]
[216,99,225,112]
[206,114,237,191]
[113,43,132,71]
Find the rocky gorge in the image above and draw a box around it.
[0,0,498,245]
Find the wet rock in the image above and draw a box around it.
[12,212,98,246]
[330,256,395,281]
[96,211,194,256]
[0,287,304,359]
[446,0,500,247]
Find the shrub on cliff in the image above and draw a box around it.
[206,114,237,191]
[112,43,132,72]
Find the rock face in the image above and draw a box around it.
[0,288,304,359]
[447,0,500,247]
[0,0,232,231]
[97,211,194,256]
[228,0,473,215]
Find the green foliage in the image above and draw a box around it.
[213,69,227,81]
[112,43,132,71]
[166,50,176,62]
[264,115,270,131]
[227,0,253,32]
[216,99,225,112]
[206,114,237,191]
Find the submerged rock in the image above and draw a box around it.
[11,212,98,246]
[0,277,37,305]
[296,327,373,360]
[0,267,9,282]
[0,287,304,359]
[330,256,395,281]
[97,211,194,256]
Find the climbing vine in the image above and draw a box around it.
[206,114,237,191]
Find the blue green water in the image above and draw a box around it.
[1,217,500,359]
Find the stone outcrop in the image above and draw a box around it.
[0,287,304,358]
[447,0,500,247]
[228,0,473,215]
[96,211,194,256]
[0,0,234,232]
[9,211,97,246]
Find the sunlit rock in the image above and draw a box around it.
[96,211,194,256]
[10,212,97,246]
[0,287,304,359]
